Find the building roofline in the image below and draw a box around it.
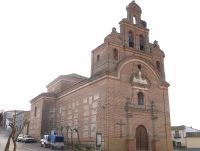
[46,73,88,89]
[30,92,56,104]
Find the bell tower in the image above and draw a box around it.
[127,0,142,25]
[91,1,165,82]
[90,1,172,151]
[120,0,150,52]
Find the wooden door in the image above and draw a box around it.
[136,125,148,151]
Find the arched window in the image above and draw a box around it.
[137,92,144,105]
[136,125,148,150]
[138,64,142,70]
[133,17,136,24]
[128,31,134,48]
[113,49,118,60]
[139,35,145,51]
[156,61,161,72]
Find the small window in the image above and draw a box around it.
[137,92,144,105]
[174,130,181,138]
[128,31,134,48]
[138,64,142,70]
[34,107,37,117]
[139,35,145,51]
[97,55,100,62]
[113,49,118,60]
[156,61,161,72]
[133,17,136,24]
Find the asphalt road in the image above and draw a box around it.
[2,127,191,151]
[0,127,70,151]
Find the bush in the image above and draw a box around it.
[74,144,81,150]
[73,143,95,151]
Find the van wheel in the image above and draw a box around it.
[51,146,54,150]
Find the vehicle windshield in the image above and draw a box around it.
[55,136,64,142]
[24,135,32,138]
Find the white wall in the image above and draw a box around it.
[186,137,200,148]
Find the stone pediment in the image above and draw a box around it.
[130,71,150,88]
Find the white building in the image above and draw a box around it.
[171,125,200,148]
[15,111,30,135]
[3,110,24,130]
[0,110,4,126]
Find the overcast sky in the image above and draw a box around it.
[1,0,200,129]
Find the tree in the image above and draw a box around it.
[65,126,70,145]
[73,128,80,144]
[60,126,63,136]
[65,126,81,150]
[16,119,29,138]
[4,111,17,151]
[4,111,29,151]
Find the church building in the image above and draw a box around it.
[29,1,173,151]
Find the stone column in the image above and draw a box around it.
[125,100,136,151]
[145,35,150,52]
[135,34,139,50]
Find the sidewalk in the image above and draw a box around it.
[0,127,15,150]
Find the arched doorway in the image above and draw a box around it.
[136,125,148,151]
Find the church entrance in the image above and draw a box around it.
[136,125,148,151]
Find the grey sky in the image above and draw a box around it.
[0,0,200,129]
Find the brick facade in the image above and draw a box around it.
[29,1,173,151]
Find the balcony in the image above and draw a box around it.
[174,135,181,139]
[125,102,158,119]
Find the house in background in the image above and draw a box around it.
[3,110,24,130]
[171,125,200,149]
[186,132,200,149]
[5,118,13,130]
[15,111,30,135]
[0,110,4,126]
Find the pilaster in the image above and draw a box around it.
[152,140,160,151]
[128,139,136,151]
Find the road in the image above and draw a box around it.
[2,127,192,151]
[0,127,70,151]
